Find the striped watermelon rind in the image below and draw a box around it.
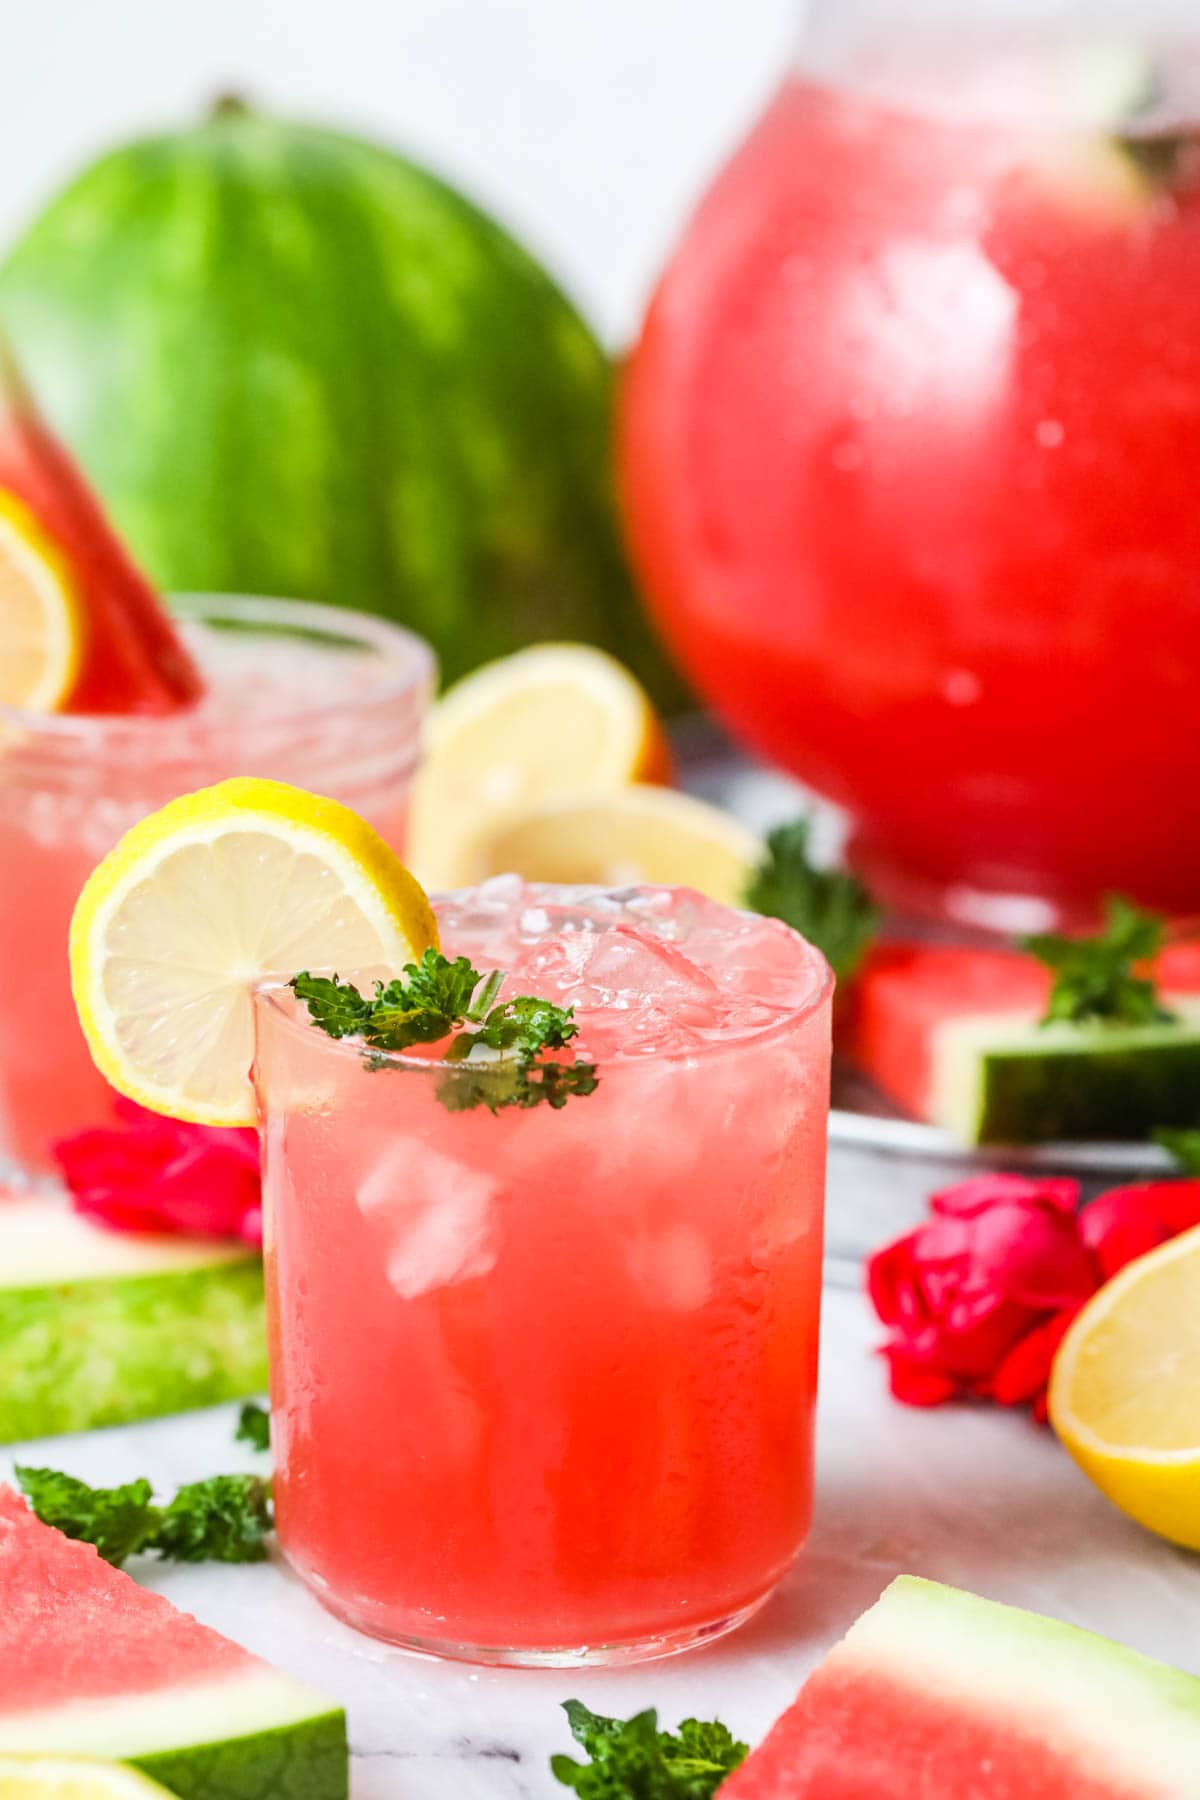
[723,1576,1200,1798]
[0,1201,266,1442]
[0,1488,345,1800]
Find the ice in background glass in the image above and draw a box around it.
[623,0,1200,928]
[0,595,432,1176]
[254,879,832,1665]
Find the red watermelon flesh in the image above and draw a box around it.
[847,941,1200,1127]
[721,1576,1200,1799]
[846,943,1050,1122]
[0,1485,345,1797]
[0,345,202,715]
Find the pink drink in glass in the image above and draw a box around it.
[254,879,832,1665]
[0,595,432,1176]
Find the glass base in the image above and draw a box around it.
[290,1556,777,1667]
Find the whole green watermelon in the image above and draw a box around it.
[0,102,679,698]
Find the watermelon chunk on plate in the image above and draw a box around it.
[0,344,201,716]
[721,1575,1200,1799]
[0,1486,346,1798]
[847,943,1200,1145]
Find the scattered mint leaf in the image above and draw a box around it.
[552,1700,748,1798]
[16,1466,158,1568]
[744,818,879,983]
[1155,1127,1200,1174]
[152,1474,273,1564]
[292,951,597,1114]
[16,1464,273,1568]
[1022,896,1174,1027]
[235,1400,271,1452]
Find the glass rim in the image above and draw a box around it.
[251,925,835,1076]
[0,593,436,743]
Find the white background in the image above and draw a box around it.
[0,0,795,348]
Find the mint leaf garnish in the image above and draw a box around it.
[235,1399,271,1452]
[1022,896,1175,1027]
[744,817,879,982]
[291,952,597,1113]
[552,1699,748,1797]
[16,1464,273,1568]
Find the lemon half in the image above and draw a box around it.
[1049,1223,1200,1549]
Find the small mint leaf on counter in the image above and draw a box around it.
[553,1699,747,1797]
[235,1399,271,1452]
[17,1464,274,1567]
[16,1465,159,1568]
[152,1473,273,1564]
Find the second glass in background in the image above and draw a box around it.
[0,594,433,1176]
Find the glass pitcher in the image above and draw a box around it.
[623,0,1200,930]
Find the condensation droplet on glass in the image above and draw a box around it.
[1035,418,1065,449]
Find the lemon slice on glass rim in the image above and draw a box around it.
[70,777,438,1128]
[0,487,82,712]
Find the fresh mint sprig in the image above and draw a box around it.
[1022,896,1175,1027]
[291,950,598,1114]
[16,1464,273,1568]
[552,1700,747,1798]
[744,818,879,983]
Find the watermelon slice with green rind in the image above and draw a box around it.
[722,1575,1200,1798]
[848,943,1200,1145]
[0,1486,346,1798]
[0,1199,266,1442]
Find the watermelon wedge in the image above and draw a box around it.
[0,1486,346,1797]
[847,942,1200,1145]
[0,342,201,714]
[721,1576,1200,1799]
[0,1199,266,1442]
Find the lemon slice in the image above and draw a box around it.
[1049,1223,1200,1549]
[458,785,762,907]
[408,642,671,888]
[0,1760,174,1800]
[0,487,81,711]
[70,777,439,1127]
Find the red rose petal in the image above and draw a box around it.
[53,1103,262,1247]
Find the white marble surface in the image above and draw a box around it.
[5,1280,1199,1798]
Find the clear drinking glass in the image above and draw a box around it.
[0,595,433,1177]
[623,0,1200,930]
[253,880,832,1666]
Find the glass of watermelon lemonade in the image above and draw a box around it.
[253,877,832,1665]
[0,594,432,1179]
[623,0,1200,928]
